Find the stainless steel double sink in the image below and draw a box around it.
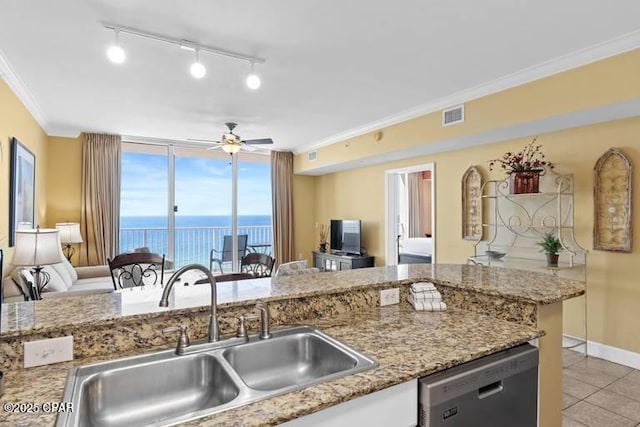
[56,326,378,427]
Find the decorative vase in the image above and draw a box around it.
[319,242,328,253]
[546,253,559,267]
[509,170,541,194]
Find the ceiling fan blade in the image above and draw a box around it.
[241,144,257,152]
[244,138,273,145]
[188,138,221,143]
[206,145,223,151]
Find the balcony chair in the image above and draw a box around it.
[240,253,276,278]
[209,234,248,273]
[108,252,166,289]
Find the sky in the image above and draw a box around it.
[120,152,272,217]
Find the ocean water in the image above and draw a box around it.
[120,215,272,267]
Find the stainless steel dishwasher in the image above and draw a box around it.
[419,343,538,427]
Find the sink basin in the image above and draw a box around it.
[57,326,377,427]
[223,332,359,391]
[67,353,239,427]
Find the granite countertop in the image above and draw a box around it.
[1,303,542,427]
[1,264,584,337]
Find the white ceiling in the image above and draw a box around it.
[0,0,639,153]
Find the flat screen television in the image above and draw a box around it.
[330,219,362,255]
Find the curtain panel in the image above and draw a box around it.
[271,151,294,266]
[407,172,424,238]
[79,133,121,266]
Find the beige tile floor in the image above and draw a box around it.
[563,349,640,427]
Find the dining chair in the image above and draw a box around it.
[210,234,248,273]
[108,252,165,289]
[240,253,275,278]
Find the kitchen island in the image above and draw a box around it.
[1,264,584,426]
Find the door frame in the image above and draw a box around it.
[384,162,435,265]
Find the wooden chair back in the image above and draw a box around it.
[241,253,275,278]
[108,252,165,289]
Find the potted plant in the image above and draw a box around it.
[489,137,554,194]
[319,224,329,253]
[537,233,563,267]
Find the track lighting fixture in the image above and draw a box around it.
[190,49,206,79]
[103,24,265,87]
[246,62,261,90]
[107,28,126,64]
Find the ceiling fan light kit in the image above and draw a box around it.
[103,24,264,88]
[188,122,274,154]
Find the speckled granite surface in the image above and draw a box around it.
[1,264,584,337]
[1,304,541,427]
[0,288,384,371]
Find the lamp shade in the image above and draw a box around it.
[11,229,62,266]
[55,222,83,244]
[222,143,242,154]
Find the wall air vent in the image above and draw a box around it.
[308,151,317,161]
[442,104,465,127]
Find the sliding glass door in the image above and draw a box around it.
[174,146,232,268]
[120,142,272,271]
[120,143,170,257]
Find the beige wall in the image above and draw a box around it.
[46,135,83,264]
[292,175,316,265]
[0,80,49,267]
[307,116,640,354]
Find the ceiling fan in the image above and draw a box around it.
[188,122,273,154]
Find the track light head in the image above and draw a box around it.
[107,29,126,64]
[190,49,206,79]
[246,62,261,90]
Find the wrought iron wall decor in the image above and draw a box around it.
[462,166,483,240]
[593,148,632,252]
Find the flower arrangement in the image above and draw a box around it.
[319,224,329,252]
[489,137,554,173]
[319,224,329,243]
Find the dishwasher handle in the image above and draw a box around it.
[478,380,504,399]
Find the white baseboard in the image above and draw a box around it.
[564,334,640,370]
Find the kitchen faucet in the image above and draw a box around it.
[159,264,220,342]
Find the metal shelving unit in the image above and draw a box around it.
[468,168,588,352]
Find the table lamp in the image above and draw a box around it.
[55,222,83,263]
[11,228,62,300]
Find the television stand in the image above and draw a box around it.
[312,251,374,272]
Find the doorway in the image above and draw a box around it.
[384,163,435,266]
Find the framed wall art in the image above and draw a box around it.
[593,147,632,252]
[9,137,36,246]
[462,165,483,240]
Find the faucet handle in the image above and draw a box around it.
[163,325,191,353]
[236,314,259,339]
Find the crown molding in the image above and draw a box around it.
[299,98,640,176]
[295,29,640,154]
[0,47,49,133]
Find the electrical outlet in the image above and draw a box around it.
[24,336,74,368]
[380,288,400,306]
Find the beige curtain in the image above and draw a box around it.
[271,151,294,266]
[407,172,424,238]
[79,133,121,266]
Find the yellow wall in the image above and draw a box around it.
[292,175,316,265]
[308,116,640,354]
[46,136,83,264]
[0,80,48,266]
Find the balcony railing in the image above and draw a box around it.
[119,225,273,268]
